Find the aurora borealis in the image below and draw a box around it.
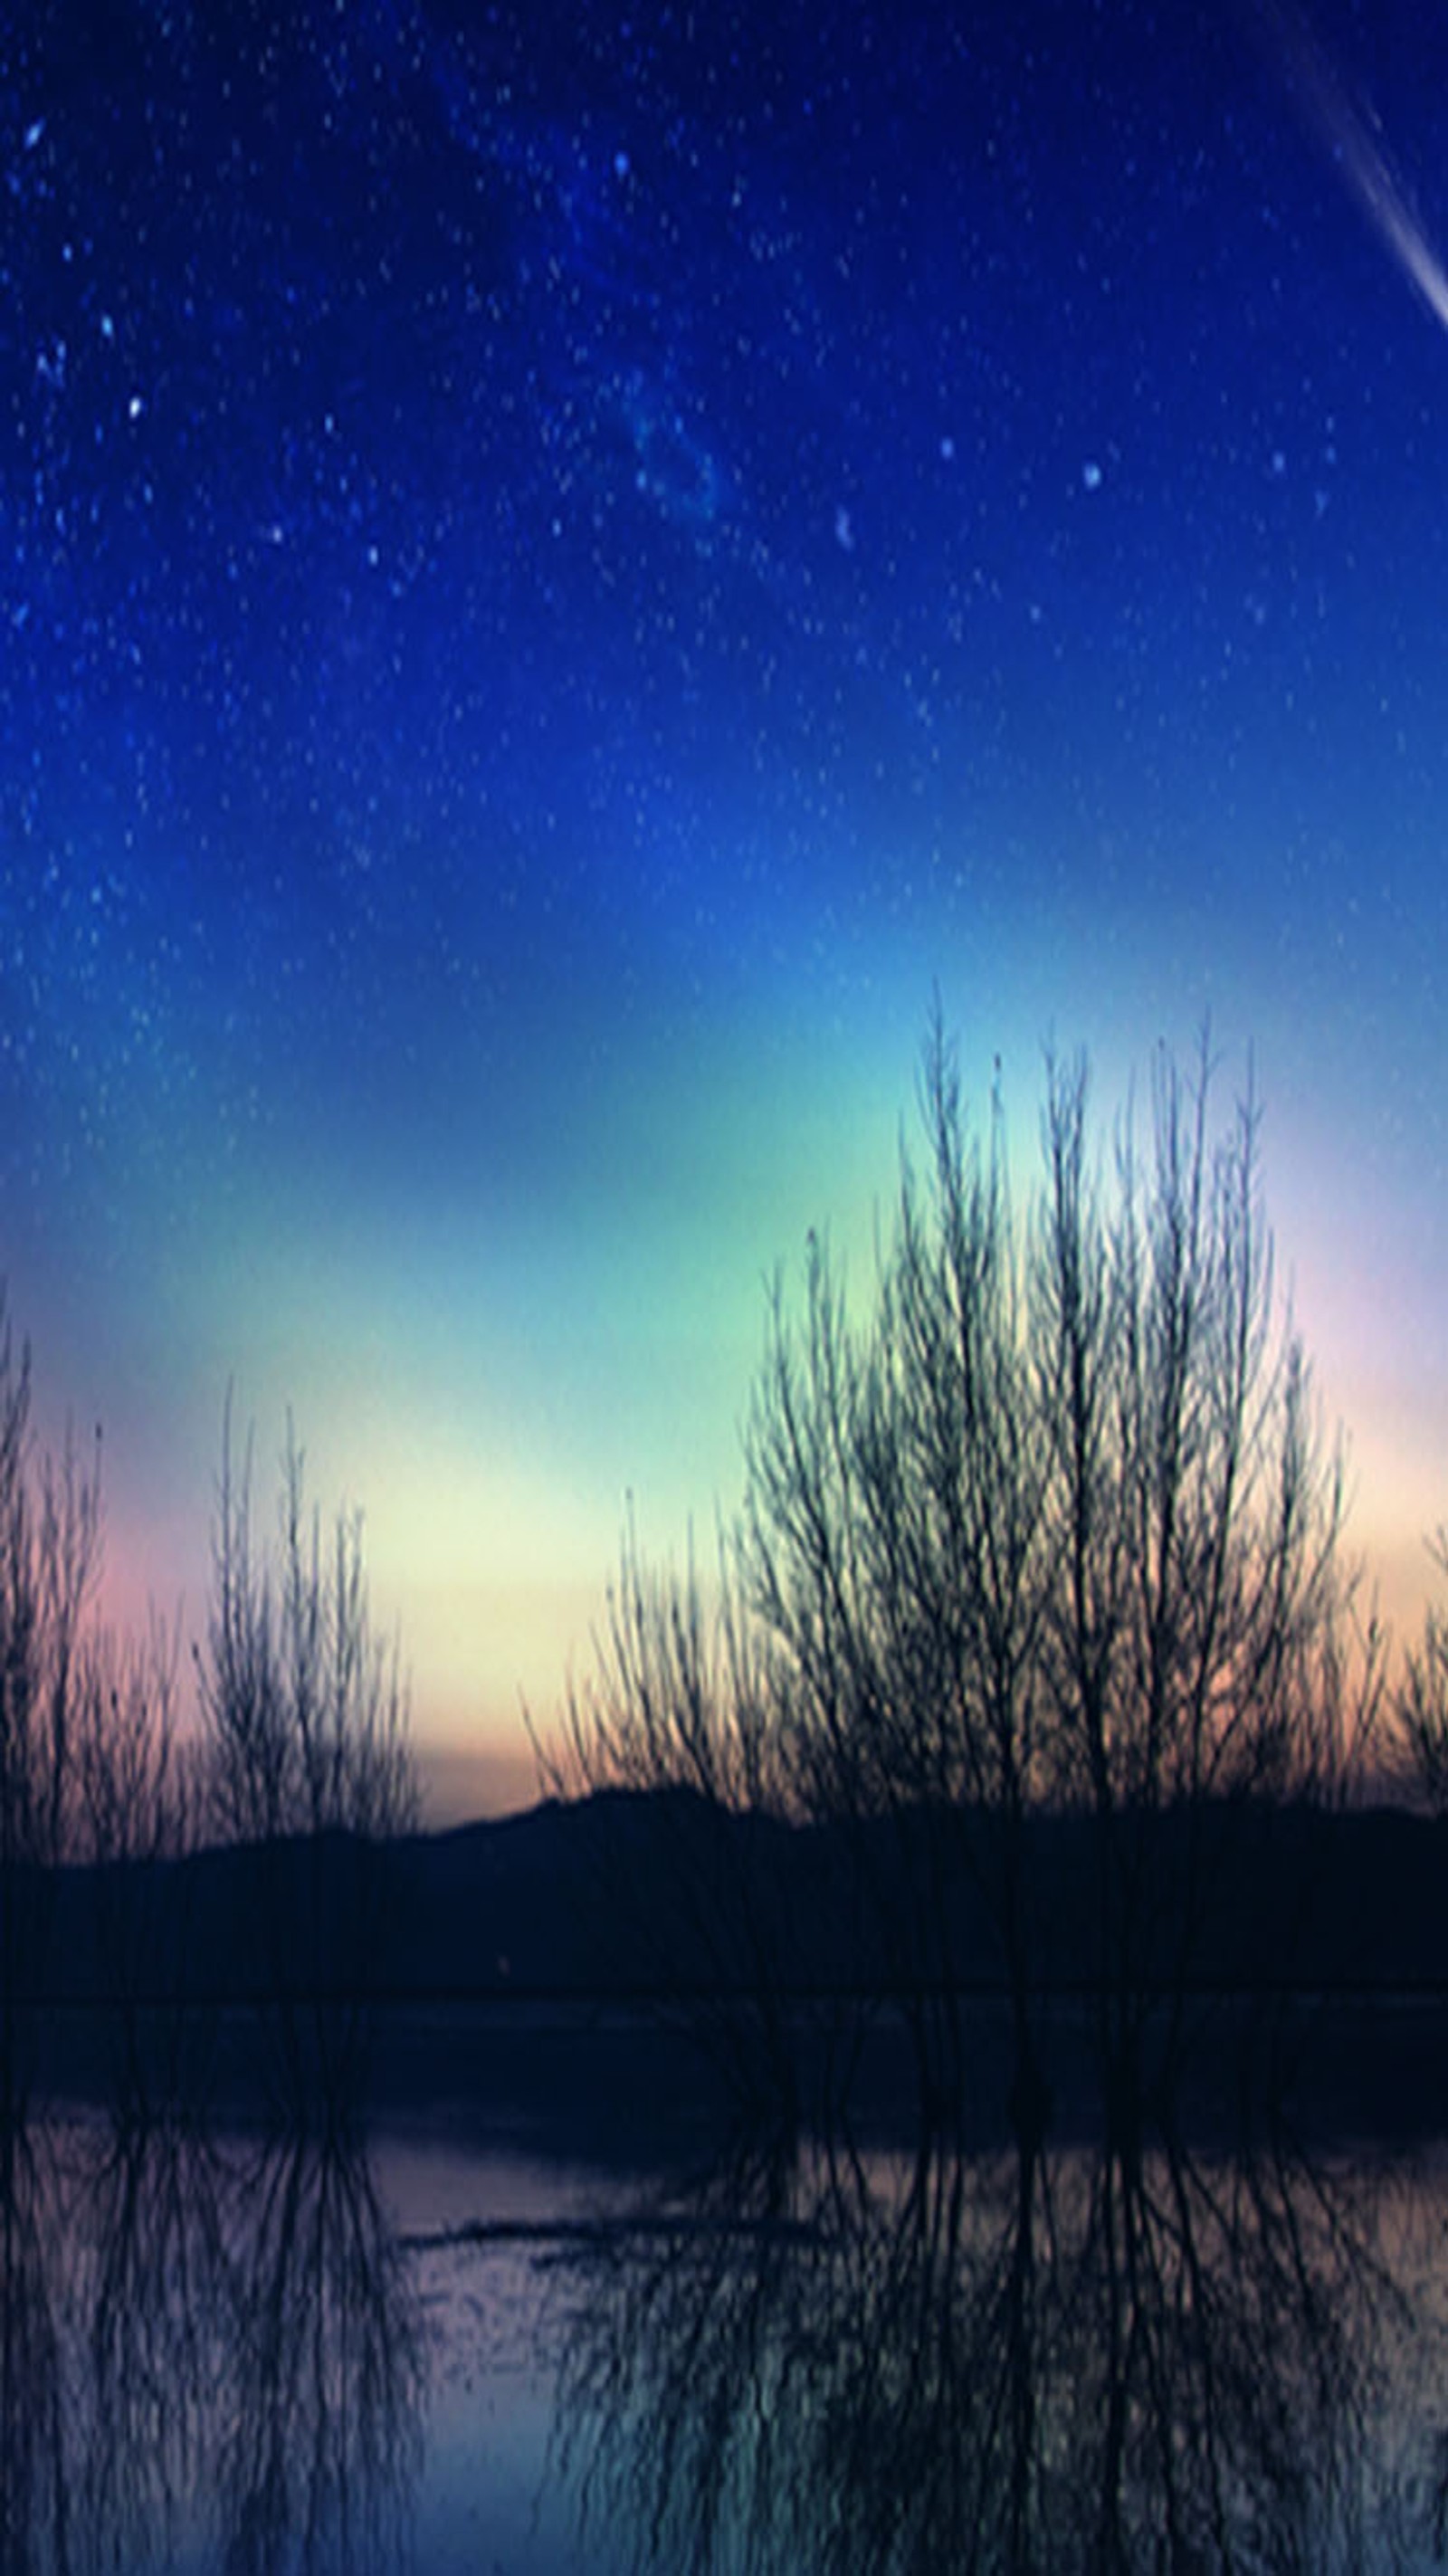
[4,0,1446,1815]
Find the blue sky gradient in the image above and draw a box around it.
[4,0,1447,1812]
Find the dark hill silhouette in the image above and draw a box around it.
[11,1790,1448,2007]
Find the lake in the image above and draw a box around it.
[7,2000,1448,2571]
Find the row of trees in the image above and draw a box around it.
[552,1022,1413,2135]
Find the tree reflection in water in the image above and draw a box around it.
[77,2118,229,2565]
[4,2065,1448,2568]
[0,2115,424,2574]
[552,2119,1429,2573]
[216,2129,424,2574]
[0,2122,68,2573]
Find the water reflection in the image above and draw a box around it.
[78,2121,227,2564]
[0,2115,424,2574]
[552,2122,1433,2572]
[0,2123,68,2574]
[217,2131,423,2573]
[4,2054,1448,2570]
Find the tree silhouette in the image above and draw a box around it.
[557,1022,1380,2136]
[197,1407,418,2121]
[0,1297,102,2124]
[200,1405,415,1851]
[1396,1531,1448,1813]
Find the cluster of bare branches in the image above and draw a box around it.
[748,1023,1376,1835]
[0,1303,105,2120]
[556,1021,1394,2133]
[198,1403,416,1851]
[0,1306,101,1877]
[1396,1531,1448,1813]
[0,1302,416,2129]
[192,1407,418,2121]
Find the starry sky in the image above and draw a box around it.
[5,0,1446,1819]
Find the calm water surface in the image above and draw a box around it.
[8,2025,1448,2571]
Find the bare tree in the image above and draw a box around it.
[1396,1532,1448,1812]
[743,1035,1053,2129]
[1030,1037,1380,2124]
[556,1021,1377,2141]
[201,1407,415,1852]
[76,1615,190,1872]
[196,1407,417,2119]
[0,1300,103,2123]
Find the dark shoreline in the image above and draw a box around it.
[14,1986,1448,2154]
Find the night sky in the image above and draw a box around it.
[5,0,1446,1817]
